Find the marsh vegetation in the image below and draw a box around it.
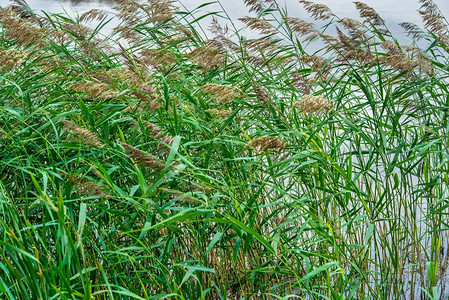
[0,0,449,298]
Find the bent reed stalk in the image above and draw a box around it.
[0,0,448,298]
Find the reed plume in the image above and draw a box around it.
[437,32,449,49]
[140,48,176,73]
[293,95,331,115]
[419,0,448,34]
[160,188,197,203]
[142,121,174,154]
[379,42,434,75]
[299,0,334,20]
[239,16,274,35]
[80,9,107,23]
[66,174,108,198]
[300,55,329,72]
[283,17,315,36]
[243,0,275,13]
[290,72,311,94]
[124,99,161,114]
[200,84,242,105]
[205,109,233,118]
[186,44,225,70]
[338,18,362,31]
[243,55,267,67]
[332,27,375,65]
[119,142,165,170]
[354,2,384,27]
[251,80,270,108]
[9,0,33,18]
[245,136,287,153]
[69,82,119,100]
[399,22,425,39]
[209,17,240,52]
[242,37,279,55]
[113,0,141,18]
[0,7,48,48]
[60,119,104,148]
[144,0,176,24]
[0,48,26,71]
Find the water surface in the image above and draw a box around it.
[1,0,449,37]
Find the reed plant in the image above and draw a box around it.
[0,0,448,298]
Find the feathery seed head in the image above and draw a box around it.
[354,1,384,26]
[0,7,48,48]
[283,17,315,36]
[245,136,287,153]
[291,73,311,94]
[399,22,424,39]
[300,55,329,72]
[60,119,104,148]
[205,109,233,119]
[0,48,26,71]
[293,95,331,115]
[418,0,447,33]
[299,0,334,20]
[69,82,119,100]
[239,16,275,35]
[119,142,165,170]
[186,44,225,70]
[200,84,242,104]
[80,9,107,23]
[66,174,108,198]
[142,121,174,154]
[243,0,275,13]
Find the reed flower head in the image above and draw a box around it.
[338,18,362,30]
[381,41,402,55]
[60,119,104,148]
[399,22,424,39]
[242,37,279,55]
[145,0,176,24]
[0,48,26,71]
[205,109,233,119]
[66,174,107,197]
[0,7,48,48]
[290,73,311,94]
[251,80,271,108]
[283,17,315,36]
[140,48,176,72]
[418,0,447,34]
[69,82,119,100]
[437,33,449,49]
[293,95,332,115]
[112,0,140,18]
[300,55,329,72]
[142,121,174,154]
[80,9,107,23]
[186,44,225,70]
[354,2,384,26]
[119,142,165,170]
[243,55,267,67]
[299,0,334,20]
[200,84,242,104]
[243,0,275,13]
[239,16,274,35]
[245,136,287,153]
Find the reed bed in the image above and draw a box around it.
[0,0,448,298]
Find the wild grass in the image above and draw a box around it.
[0,0,448,298]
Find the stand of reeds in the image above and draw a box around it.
[0,0,448,298]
